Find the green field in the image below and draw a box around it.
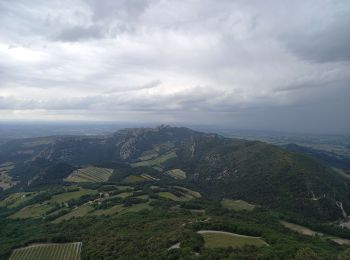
[9,203,52,219]
[115,192,133,198]
[122,175,147,183]
[221,199,256,211]
[122,174,158,183]
[198,231,267,248]
[116,185,133,191]
[50,189,97,204]
[53,204,93,223]
[280,220,319,236]
[120,202,152,214]
[164,169,186,180]
[139,150,159,161]
[157,187,200,201]
[158,192,191,202]
[10,242,82,260]
[8,189,96,219]
[65,167,113,183]
[92,204,125,216]
[131,151,177,168]
[280,221,350,245]
[0,192,37,208]
[135,194,149,199]
[2,188,91,210]
[174,186,201,198]
[140,173,159,181]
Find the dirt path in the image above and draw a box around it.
[168,242,180,250]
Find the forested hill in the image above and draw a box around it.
[1,125,349,220]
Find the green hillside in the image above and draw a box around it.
[1,126,350,259]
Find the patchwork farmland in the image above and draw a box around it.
[10,242,82,260]
[65,166,113,183]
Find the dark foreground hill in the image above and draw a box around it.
[1,125,349,220]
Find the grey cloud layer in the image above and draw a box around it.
[0,0,349,133]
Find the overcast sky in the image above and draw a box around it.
[0,0,349,134]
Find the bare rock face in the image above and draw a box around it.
[115,127,156,160]
[119,137,137,160]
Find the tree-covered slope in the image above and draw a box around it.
[1,126,349,220]
[178,137,350,220]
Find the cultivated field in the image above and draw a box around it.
[280,220,319,236]
[10,242,82,260]
[50,189,97,204]
[221,199,255,211]
[174,186,201,198]
[164,169,186,180]
[120,202,152,214]
[122,174,158,183]
[9,203,52,219]
[115,192,133,198]
[131,151,177,168]
[123,175,148,183]
[198,230,267,248]
[92,204,125,216]
[280,220,350,245]
[139,150,159,161]
[135,143,175,162]
[140,173,159,181]
[52,204,93,223]
[158,186,200,201]
[0,192,37,208]
[8,188,96,219]
[65,167,113,183]
[158,191,192,202]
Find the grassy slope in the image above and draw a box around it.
[0,192,37,208]
[52,204,93,223]
[221,199,255,211]
[9,204,52,219]
[199,231,266,248]
[50,189,96,204]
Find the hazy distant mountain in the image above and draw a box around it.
[283,143,350,171]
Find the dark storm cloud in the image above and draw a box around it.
[0,0,349,133]
[283,12,350,63]
[53,25,104,42]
